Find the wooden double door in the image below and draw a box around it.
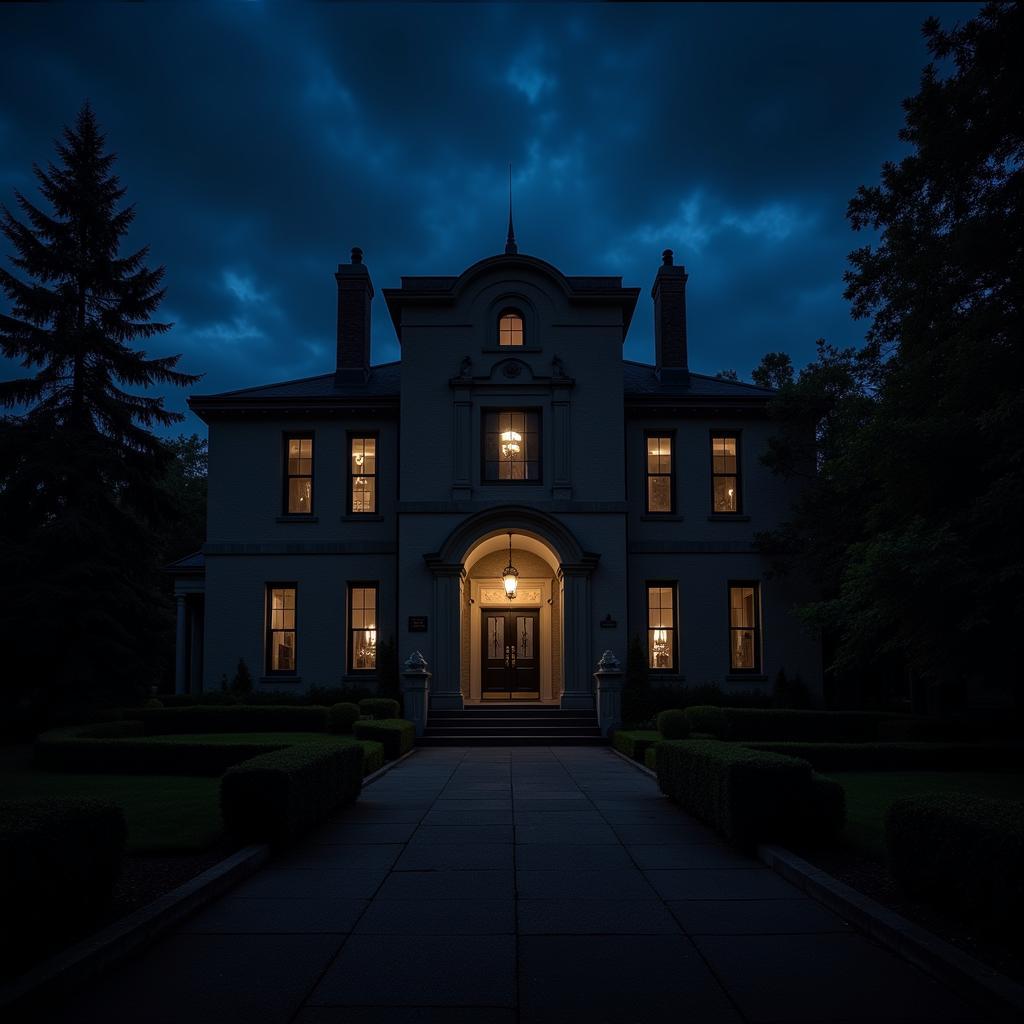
[482,609,541,699]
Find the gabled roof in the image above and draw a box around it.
[164,550,205,573]
[623,360,775,400]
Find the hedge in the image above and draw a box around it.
[353,719,415,760]
[359,698,401,720]
[359,740,385,775]
[329,702,361,734]
[656,709,690,739]
[644,746,658,772]
[0,797,126,968]
[654,739,842,846]
[885,793,1024,930]
[612,730,660,763]
[683,706,903,742]
[221,742,363,846]
[137,705,329,735]
[740,741,1024,773]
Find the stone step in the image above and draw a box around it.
[417,734,609,747]
[422,726,603,738]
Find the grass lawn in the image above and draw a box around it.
[0,732,378,854]
[832,771,1024,861]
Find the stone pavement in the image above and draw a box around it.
[38,747,991,1023]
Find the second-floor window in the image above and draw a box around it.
[349,435,377,514]
[484,410,540,482]
[284,434,313,514]
[498,310,524,346]
[266,584,297,674]
[711,433,741,513]
[645,433,674,513]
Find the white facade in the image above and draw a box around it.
[175,246,822,707]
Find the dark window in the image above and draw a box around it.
[645,432,674,513]
[349,435,377,514]
[711,432,741,513]
[498,310,524,346]
[646,583,677,671]
[728,582,761,672]
[284,434,314,514]
[265,584,297,674]
[483,410,541,482]
[348,583,378,672]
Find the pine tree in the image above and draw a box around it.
[0,103,199,704]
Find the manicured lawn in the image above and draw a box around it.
[832,771,1024,861]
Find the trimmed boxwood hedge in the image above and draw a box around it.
[683,706,904,742]
[328,702,361,734]
[353,718,415,760]
[359,698,401,720]
[885,793,1024,930]
[138,705,329,734]
[654,739,843,846]
[656,709,690,739]
[740,740,1024,772]
[612,730,660,763]
[0,797,126,968]
[359,739,385,775]
[644,746,658,772]
[221,742,363,846]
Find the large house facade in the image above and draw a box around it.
[172,237,822,711]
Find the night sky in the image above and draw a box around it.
[0,2,982,435]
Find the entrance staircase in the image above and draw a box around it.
[419,704,606,746]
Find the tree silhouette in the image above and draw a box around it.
[0,102,199,704]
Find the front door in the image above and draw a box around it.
[482,609,540,699]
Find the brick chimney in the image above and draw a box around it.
[335,246,374,387]
[652,249,689,384]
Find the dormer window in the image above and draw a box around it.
[498,310,524,347]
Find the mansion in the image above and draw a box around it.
[170,234,822,711]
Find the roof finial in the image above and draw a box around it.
[505,163,518,255]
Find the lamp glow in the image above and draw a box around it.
[501,531,519,600]
[500,430,522,459]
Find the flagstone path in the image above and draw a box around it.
[38,747,991,1023]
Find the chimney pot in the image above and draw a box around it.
[335,248,374,386]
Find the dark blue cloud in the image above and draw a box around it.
[0,2,983,432]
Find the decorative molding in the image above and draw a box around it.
[204,542,397,556]
[402,500,627,515]
[627,540,758,554]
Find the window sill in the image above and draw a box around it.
[707,514,750,522]
[641,514,683,522]
[725,673,768,682]
[481,346,543,354]
[342,514,385,522]
[276,515,319,524]
[260,675,302,684]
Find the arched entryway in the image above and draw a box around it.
[424,507,599,711]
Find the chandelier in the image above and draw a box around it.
[501,531,519,600]
[500,429,521,459]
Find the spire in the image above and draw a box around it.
[505,163,518,255]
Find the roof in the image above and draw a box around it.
[164,550,205,573]
[623,361,775,399]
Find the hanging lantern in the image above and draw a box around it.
[501,531,519,600]
[500,429,522,459]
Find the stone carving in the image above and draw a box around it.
[596,650,621,672]
[502,360,522,378]
[552,354,566,378]
[456,356,472,379]
[404,650,429,672]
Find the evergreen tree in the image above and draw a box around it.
[0,103,199,703]
[751,352,794,390]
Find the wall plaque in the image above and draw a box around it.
[408,616,428,632]
[599,614,617,629]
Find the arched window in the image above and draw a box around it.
[498,310,524,347]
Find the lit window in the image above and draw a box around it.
[645,433,673,513]
[350,436,377,514]
[266,585,297,674]
[728,583,761,672]
[647,584,676,671]
[711,433,740,513]
[349,584,378,672]
[498,310,524,346]
[484,410,540,481]
[284,434,313,514]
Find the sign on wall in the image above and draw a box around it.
[408,616,428,632]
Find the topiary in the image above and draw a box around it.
[656,708,690,739]
[359,698,400,720]
[328,702,361,734]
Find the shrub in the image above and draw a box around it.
[740,741,1024,772]
[682,706,902,742]
[328,702,361,734]
[772,668,811,709]
[359,740,385,775]
[622,634,652,724]
[353,718,414,760]
[885,793,1024,931]
[359,698,400,720]
[654,739,837,847]
[143,697,164,709]
[308,684,373,706]
[375,638,401,704]
[221,742,363,846]
[804,773,846,842]
[0,797,126,968]
[230,657,254,697]
[612,730,660,762]
[656,709,690,739]
[138,705,329,735]
[644,746,658,771]
[684,705,731,738]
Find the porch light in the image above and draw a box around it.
[502,531,519,600]
[500,429,522,459]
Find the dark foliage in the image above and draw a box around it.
[358,698,400,720]
[0,797,126,971]
[374,637,401,705]
[656,708,690,739]
[221,742,363,846]
[328,702,361,734]
[683,706,902,742]
[353,718,415,760]
[622,634,652,725]
[137,705,329,734]
[229,657,254,698]
[611,730,660,763]
[885,792,1024,931]
[741,740,1024,772]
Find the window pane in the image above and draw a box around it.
[713,477,737,512]
[649,628,673,669]
[647,437,671,473]
[289,477,312,514]
[731,628,756,669]
[487,616,504,657]
[729,586,755,627]
[648,476,671,513]
[499,312,523,346]
[517,617,534,659]
[712,436,737,473]
[485,411,538,481]
[353,630,376,669]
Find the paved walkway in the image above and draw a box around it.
[42,747,989,1023]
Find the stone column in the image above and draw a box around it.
[401,651,431,737]
[593,650,624,736]
[174,595,188,695]
[430,567,464,709]
[559,567,593,710]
